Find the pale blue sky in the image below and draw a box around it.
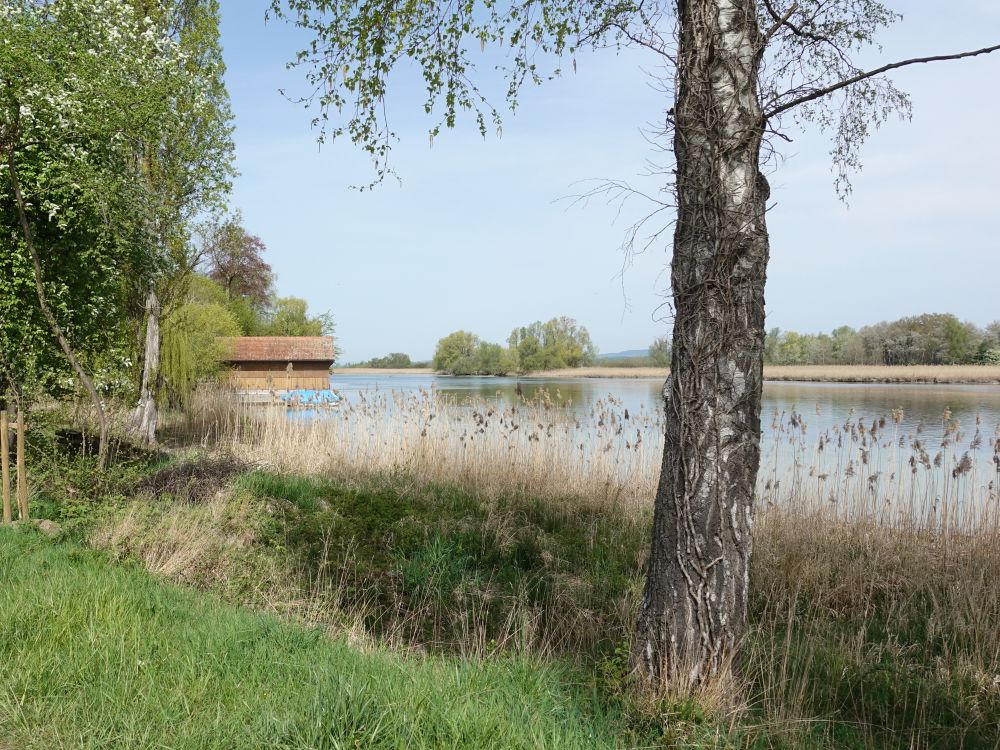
[218,1,1000,362]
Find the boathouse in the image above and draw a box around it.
[219,336,336,390]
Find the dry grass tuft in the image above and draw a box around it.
[135,454,249,503]
[90,489,360,633]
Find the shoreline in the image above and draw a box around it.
[334,365,1000,385]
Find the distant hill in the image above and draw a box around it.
[598,349,648,360]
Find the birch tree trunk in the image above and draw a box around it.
[632,0,769,691]
[130,287,160,446]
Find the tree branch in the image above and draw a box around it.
[761,0,854,68]
[762,1,798,44]
[765,42,1000,120]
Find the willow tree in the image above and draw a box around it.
[271,0,999,689]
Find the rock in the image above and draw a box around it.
[35,519,61,537]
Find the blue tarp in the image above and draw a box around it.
[278,389,342,406]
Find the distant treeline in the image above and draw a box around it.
[358,313,1000,375]
[765,314,1000,366]
[350,353,430,369]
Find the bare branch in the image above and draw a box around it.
[762,0,798,44]
[766,42,1000,120]
[761,0,855,68]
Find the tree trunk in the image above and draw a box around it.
[1,409,11,524]
[130,287,160,446]
[632,0,769,692]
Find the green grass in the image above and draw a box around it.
[231,470,648,655]
[0,527,648,750]
[16,447,1000,749]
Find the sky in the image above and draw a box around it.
[217,1,1000,363]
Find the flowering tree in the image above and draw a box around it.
[0,0,221,465]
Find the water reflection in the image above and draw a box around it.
[330,373,1000,456]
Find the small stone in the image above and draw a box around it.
[34,519,62,537]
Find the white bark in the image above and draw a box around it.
[632,0,767,691]
[130,288,160,446]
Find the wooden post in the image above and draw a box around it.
[16,408,27,521]
[1,411,10,524]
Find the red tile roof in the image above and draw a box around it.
[218,337,336,363]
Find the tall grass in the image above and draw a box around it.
[174,386,1000,533]
[83,388,1000,745]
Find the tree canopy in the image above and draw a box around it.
[508,317,596,372]
[205,213,274,308]
[648,337,671,367]
[431,317,594,375]
[1,0,228,442]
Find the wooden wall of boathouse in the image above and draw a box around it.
[218,337,336,391]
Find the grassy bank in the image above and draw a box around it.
[12,432,1000,748]
[0,526,641,750]
[6,393,1000,747]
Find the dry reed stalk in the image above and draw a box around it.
[176,387,1000,538]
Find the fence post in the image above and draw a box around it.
[16,408,27,521]
[1,410,10,524]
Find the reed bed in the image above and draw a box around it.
[526,366,670,379]
[178,386,1000,535]
[183,386,662,508]
[334,367,435,375]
